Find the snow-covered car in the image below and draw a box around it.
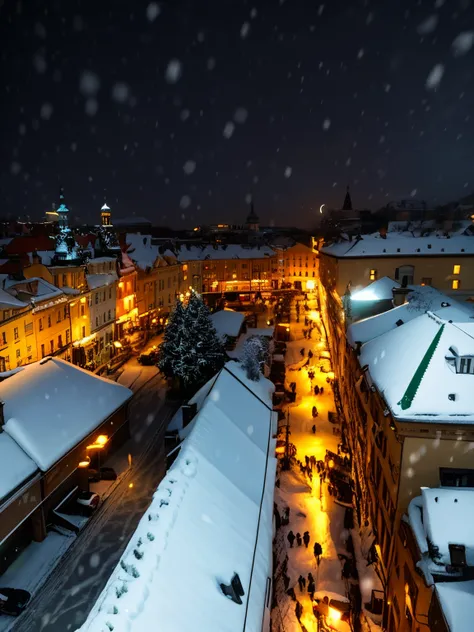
[76,491,100,516]
[0,588,30,616]
[139,348,158,365]
[312,591,351,632]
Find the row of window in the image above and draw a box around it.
[94,287,113,304]
[40,330,73,358]
[369,264,463,289]
[95,310,114,328]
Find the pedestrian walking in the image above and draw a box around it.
[320,386,324,395]
[308,572,314,585]
[305,455,310,467]
[302,329,307,339]
[287,530,296,548]
[287,587,296,601]
[312,424,316,434]
[310,455,317,468]
[300,347,305,357]
[308,471,313,483]
[298,575,306,592]
[313,542,323,565]
[296,532,302,547]
[314,385,319,395]
[307,579,315,601]
[308,350,313,360]
[312,406,317,418]
[303,531,310,548]
[295,602,303,621]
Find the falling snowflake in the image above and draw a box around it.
[34,22,46,39]
[85,99,98,116]
[245,194,252,204]
[180,109,190,121]
[410,189,417,197]
[284,166,292,178]
[180,195,191,209]
[223,122,235,139]
[322,118,331,130]
[71,143,77,152]
[183,160,196,175]
[146,2,160,22]
[417,15,438,35]
[79,71,100,97]
[240,22,250,38]
[452,31,474,56]
[366,12,374,25]
[19,124,26,136]
[33,52,46,74]
[197,32,205,43]
[111,83,130,103]
[435,0,445,6]
[345,157,351,166]
[357,49,364,60]
[318,4,324,16]
[250,8,257,18]
[234,107,248,124]
[11,162,21,175]
[165,59,182,83]
[207,57,216,71]
[40,103,53,120]
[425,64,444,90]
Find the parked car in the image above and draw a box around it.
[139,348,158,365]
[0,588,31,617]
[76,491,100,516]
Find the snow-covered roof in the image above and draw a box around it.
[320,233,474,258]
[78,362,276,632]
[1,358,133,471]
[436,581,474,632]
[348,287,474,348]
[27,250,54,265]
[177,244,276,261]
[0,433,38,502]
[351,276,400,302]
[423,488,474,565]
[86,272,118,290]
[0,287,28,309]
[210,308,245,339]
[359,311,474,423]
[126,233,160,269]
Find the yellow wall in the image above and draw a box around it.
[282,243,318,289]
[0,307,35,370]
[116,271,137,321]
[68,295,91,344]
[319,252,474,297]
[33,299,71,359]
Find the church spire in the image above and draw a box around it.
[342,185,352,211]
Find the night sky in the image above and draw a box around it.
[1,0,473,228]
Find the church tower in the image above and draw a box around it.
[245,200,260,232]
[101,202,112,226]
[54,188,81,264]
[342,185,353,211]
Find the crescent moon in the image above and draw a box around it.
[319,204,325,214]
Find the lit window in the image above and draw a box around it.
[452,279,460,290]
[453,264,461,275]
[421,277,432,286]
[369,269,377,281]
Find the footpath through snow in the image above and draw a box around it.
[272,299,352,632]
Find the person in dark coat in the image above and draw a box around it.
[303,531,310,548]
[308,572,314,584]
[287,530,296,548]
[310,455,317,468]
[305,455,310,467]
[300,348,305,357]
[313,542,323,565]
[320,386,324,395]
[298,574,306,592]
[308,350,313,360]
[296,532,302,547]
[314,385,319,395]
[312,424,316,434]
[307,579,315,601]
[312,406,317,418]
[287,587,297,601]
[295,601,303,621]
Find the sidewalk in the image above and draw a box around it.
[273,296,351,632]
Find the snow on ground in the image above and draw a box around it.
[273,299,350,632]
[0,531,75,632]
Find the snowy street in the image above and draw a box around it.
[11,357,179,632]
[273,298,354,632]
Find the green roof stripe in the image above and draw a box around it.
[398,323,445,411]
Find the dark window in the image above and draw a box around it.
[440,467,474,487]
